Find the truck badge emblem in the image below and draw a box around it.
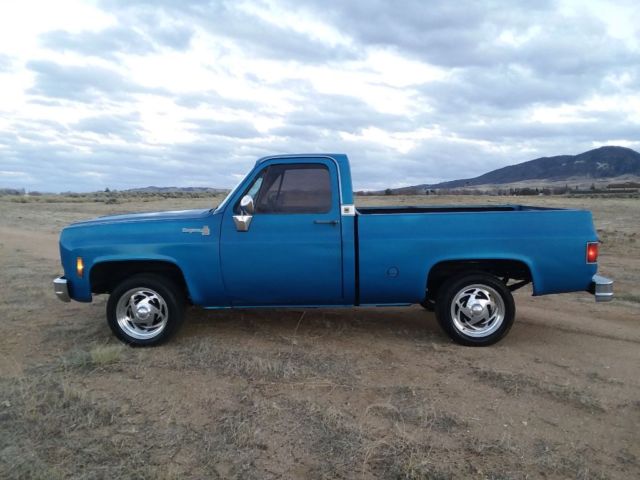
[181,225,210,236]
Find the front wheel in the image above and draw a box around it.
[435,273,515,346]
[107,274,185,346]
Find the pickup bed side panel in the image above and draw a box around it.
[357,210,598,304]
[60,214,227,305]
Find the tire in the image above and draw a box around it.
[106,274,185,346]
[435,272,515,347]
[420,298,435,312]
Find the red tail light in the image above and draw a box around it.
[586,242,599,264]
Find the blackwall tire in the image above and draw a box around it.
[435,273,515,347]
[106,274,185,346]
[420,298,436,312]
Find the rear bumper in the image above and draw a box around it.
[53,276,70,302]
[588,274,614,302]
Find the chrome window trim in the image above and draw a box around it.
[248,163,334,215]
[218,154,348,217]
[256,154,345,205]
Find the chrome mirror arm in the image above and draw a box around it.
[233,214,252,232]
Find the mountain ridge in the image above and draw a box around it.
[386,146,640,193]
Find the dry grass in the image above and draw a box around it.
[474,368,605,412]
[175,339,358,382]
[60,344,126,371]
[1,372,121,479]
[1,367,237,479]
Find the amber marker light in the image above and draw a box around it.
[586,242,599,264]
[76,257,84,278]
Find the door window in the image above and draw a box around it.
[239,164,332,214]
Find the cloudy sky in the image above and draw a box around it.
[0,0,639,192]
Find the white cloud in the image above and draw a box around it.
[0,0,638,192]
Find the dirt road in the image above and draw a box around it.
[1,196,638,479]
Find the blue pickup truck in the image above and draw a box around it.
[54,154,613,346]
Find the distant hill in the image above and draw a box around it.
[384,146,640,193]
[1,186,231,197]
[123,186,228,194]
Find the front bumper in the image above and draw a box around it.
[588,274,614,302]
[53,276,70,302]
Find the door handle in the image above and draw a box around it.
[314,220,338,225]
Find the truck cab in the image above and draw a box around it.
[217,154,357,306]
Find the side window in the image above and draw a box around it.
[255,164,332,214]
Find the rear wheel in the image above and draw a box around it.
[106,274,185,346]
[435,272,515,346]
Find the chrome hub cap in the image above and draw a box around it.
[470,303,484,315]
[116,288,169,340]
[136,304,150,320]
[450,284,505,338]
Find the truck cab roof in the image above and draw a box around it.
[255,153,354,206]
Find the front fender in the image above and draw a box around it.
[58,213,228,306]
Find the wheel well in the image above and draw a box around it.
[90,260,189,297]
[426,259,532,300]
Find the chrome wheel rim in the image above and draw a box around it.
[116,288,169,340]
[450,284,505,338]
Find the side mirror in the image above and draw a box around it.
[234,194,254,232]
[240,194,255,215]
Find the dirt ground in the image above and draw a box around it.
[0,194,638,479]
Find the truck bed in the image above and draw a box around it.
[355,206,597,304]
[357,204,557,214]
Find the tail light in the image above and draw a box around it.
[586,242,599,264]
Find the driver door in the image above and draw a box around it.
[219,159,344,306]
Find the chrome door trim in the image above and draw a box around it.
[256,154,346,205]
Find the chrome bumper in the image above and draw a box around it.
[53,276,70,302]
[589,274,614,302]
